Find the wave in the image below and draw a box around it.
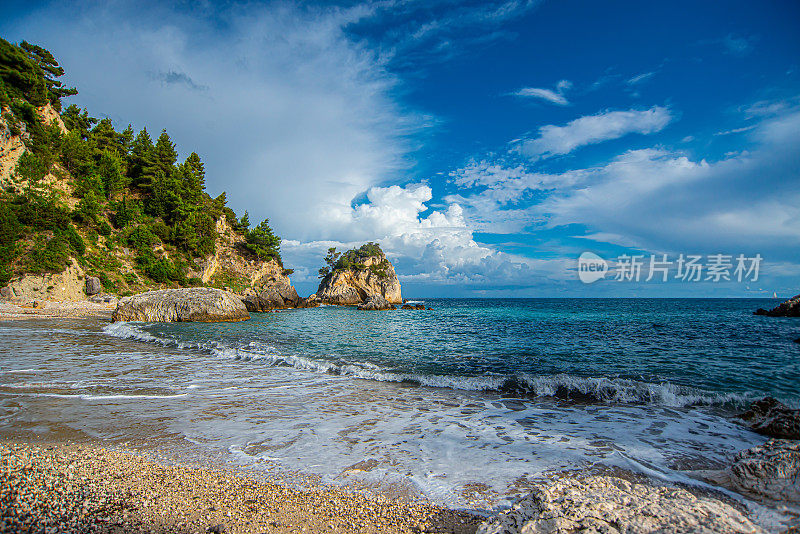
[8,392,187,400]
[103,322,757,409]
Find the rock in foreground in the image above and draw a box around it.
[739,397,800,439]
[754,293,800,317]
[478,475,764,534]
[730,439,800,503]
[112,288,249,322]
[357,295,395,310]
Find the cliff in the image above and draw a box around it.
[316,243,402,305]
[0,38,301,308]
[195,215,302,311]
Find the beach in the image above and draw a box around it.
[0,301,115,321]
[0,441,480,534]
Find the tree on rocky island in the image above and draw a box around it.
[317,242,391,281]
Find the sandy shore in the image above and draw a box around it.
[0,441,482,534]
[0,300,114,321]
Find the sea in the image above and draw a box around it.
[1,298,798,511]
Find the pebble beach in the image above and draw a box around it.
[0,442,481,534]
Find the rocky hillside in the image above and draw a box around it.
[0,37,300,305]
[316,242,402,305]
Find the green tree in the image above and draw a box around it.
[75,189,101,225]
[318,247,340,279]
[154,130,177,177]
[61,105,96,139]
[20,40,77,110]
[245,219,281,263]
[128,128,157,190]
[0,38,47,106]
[98,150,126,199]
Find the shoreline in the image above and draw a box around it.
[0,300,115,321]
[0,440,482,534]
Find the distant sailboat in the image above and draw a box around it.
[773,291,778,298]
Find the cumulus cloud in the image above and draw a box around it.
[512,79,572,105]
[515,106,673,160]
[281,182,547,292]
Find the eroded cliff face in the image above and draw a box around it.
[190,216,302,310]
[317,254,402,305]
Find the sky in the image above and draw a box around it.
[3,0,799,297]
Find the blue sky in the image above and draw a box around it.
[3,0,799,297]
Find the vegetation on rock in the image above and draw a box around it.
[0,38,282,293]
[318,242,391,280]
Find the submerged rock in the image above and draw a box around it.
[754,294,800,317]
[112,288,249,323]
[84,276,102,296]
[357,295,395,310]
[477,475,764,534]
[401,303,426,310]
[729,439,800,503]
[740,397,800,439]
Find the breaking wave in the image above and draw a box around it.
[103,321,757,409]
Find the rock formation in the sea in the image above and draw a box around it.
[316,243,402,305]
[754,294,800,317]
[401,303,426,310]
[357,295,395,310]
[477,475,764,534]
[728,439,799,504]
[112,288,249,322]
[739,397,800,439]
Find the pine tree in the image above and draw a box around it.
[20,40,77,110]
[154,130,177,178]
[129,128,156,190]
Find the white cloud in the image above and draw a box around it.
[714,125,757,136]
[626,72,655,85]
[515,106,673,160]
[450,107,800,265]
[512,79,572,105]
[281,182,543,290]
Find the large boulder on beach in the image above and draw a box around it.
[112,288,249,322]
[84,276,102,296]
[729,440,800,503]
[739,397,800,439]
[477,475,764,534]
[754,293,800,317]
[357,295,395,310]
[0,286,15,299]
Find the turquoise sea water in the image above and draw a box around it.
[116,298,800,405]
[1,298,798,510]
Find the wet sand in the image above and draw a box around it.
[0,441,482,534]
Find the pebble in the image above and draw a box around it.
[0,442,481,534]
